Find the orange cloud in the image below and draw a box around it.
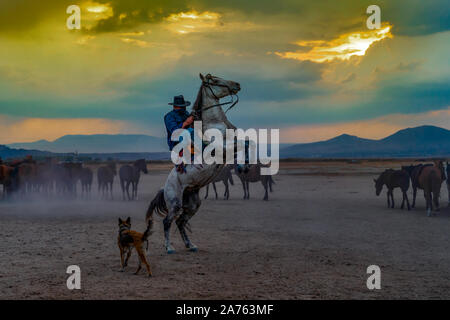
[276,25,393,63]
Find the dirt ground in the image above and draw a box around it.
[0,161,449,299]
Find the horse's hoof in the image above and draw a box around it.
[188,244,198,252]
[166,245,176,254]
[427,209,432,217]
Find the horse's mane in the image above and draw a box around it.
[193,85,203,112]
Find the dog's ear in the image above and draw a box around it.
[118,218,123,225]
[126,217,131,224]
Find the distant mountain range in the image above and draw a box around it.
[1,126,449,160]
[7,134,167,153]
[280,125,450,158]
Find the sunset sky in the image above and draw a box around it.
[0,0,449,144]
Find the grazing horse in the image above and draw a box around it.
[204,165,234,200]
[80,167,93,199]
[98,162,117,199]
[234,164,275,201]
[119,159,148,201]
[374,169,410,210]
[146,73,241,254]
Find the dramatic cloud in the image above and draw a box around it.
[0,0,449,143]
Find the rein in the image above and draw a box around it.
[193,81,239,119]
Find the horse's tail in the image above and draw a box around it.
[141,218,153,251]
[145,189,168,226]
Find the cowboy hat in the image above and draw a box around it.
[169,95,191,107]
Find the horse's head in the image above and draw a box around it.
[193,73,241,130]
[373,174,384,196]
[199,73,240,99]
[135,159,148,174]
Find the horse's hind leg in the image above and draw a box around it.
[262,178,269,201]
[404,190,411,211]
[246,181,250,199]
[386,190,390,208]
[213,182,218,199]
[120,179,125,200]
[176,210,197,252]
[134,181,139,200]
[125,181,131,200]
[400,190,405,209]
[412,186,417,208]
[239,177,246,200]
[223,180,229,200]
[433,189,440,212]
[176,190,200,252]
[204,184,209,199]
[425,190,432,217]
[390,190,395,208]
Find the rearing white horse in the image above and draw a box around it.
[146,73,241,254]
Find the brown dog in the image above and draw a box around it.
[118,217,152,277]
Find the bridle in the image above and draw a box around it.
[192,79,239,119]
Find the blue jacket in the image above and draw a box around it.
[164,109,190,151]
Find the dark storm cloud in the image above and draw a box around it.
[0,0,448,37]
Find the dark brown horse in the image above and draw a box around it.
[402,163,433,209]
[80,167,93,199]
[234,164,275,201]
[0,164,18,199]
[204,165,234,200]
[374,169,410,210]
[119,159,148,201]
[446,161,450,207]
[403,161,445,216]
[98,162,117,199]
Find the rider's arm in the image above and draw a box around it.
[164,114,182,133]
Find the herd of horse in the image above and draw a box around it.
[374,160,450,216]
[0,156,274,201]
[0,156,149,201]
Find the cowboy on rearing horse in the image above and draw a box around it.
[164,95,195,173]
